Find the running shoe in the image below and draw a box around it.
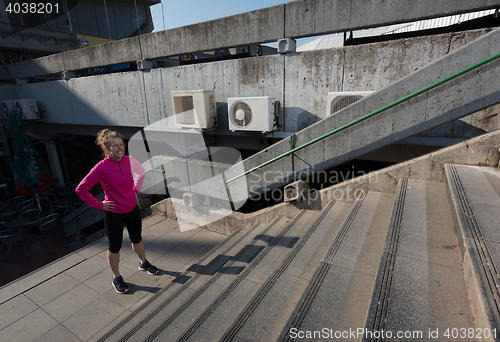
[138,259,159,275]
[112,275,129,294]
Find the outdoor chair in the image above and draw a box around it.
[16,199,35,212]
[19,208,40,236]
[19,207,40,221]
[39,213,60,243]
[0,222,23,262]
[52,200,76,218]
[0,202,17,220]
[36,197,54,214]
[19,208,60,243]
[8,195,27,208]
[41,192,58,203]
[0,196,26,219]
[17,197,54,215]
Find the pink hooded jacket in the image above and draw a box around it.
[75,155,145,214]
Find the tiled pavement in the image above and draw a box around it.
[0,215,228,342]
[0,226,77,288]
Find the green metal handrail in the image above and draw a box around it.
[226,50,500,184]
[145,169,165,174]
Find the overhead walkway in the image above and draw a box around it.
[3,0,499,81]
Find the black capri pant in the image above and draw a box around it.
[104,205,142,253]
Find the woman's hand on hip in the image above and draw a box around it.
[102,201,116,212]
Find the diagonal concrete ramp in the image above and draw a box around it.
[229,27,500,197]
[445,164,500,338]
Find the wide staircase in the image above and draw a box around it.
[95,164,500,342]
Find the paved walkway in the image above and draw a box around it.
[0,215,227,342]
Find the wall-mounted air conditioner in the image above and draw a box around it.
[14,99,40,120]
[1,100,15,120]
[171,90,217,129]
[228,96,280,133]
[326,91,374,117]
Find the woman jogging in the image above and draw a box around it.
[76,129,158,294]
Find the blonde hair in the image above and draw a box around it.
[96,129,123,157]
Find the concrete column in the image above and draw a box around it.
[45,141,65,189]
[57,143,70,188]
[0,127,14,175]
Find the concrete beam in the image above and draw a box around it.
[284,0,500,38]
[4,0,500,79]
[7,53,66,80]
[138,5,285,59]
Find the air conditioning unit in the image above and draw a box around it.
[228,96,280,133]
[14,99,40,120]
[171,90,217,129]
[1,100,15,120]
[326,91,374,117]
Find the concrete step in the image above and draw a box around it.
[99,209,312,342]
[141,209,319,342]
[178,200,353,342]
[445,164,500,339]
[275,190,394,341]
[363,178,474,342]
[97,218,284,342]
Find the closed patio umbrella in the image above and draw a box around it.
[5,110,54,198]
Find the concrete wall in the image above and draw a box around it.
[233,27,500,196]
[2,0,500,79]
[319,129,500,204]
[284,29,492,131]
[1,29,495,135]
